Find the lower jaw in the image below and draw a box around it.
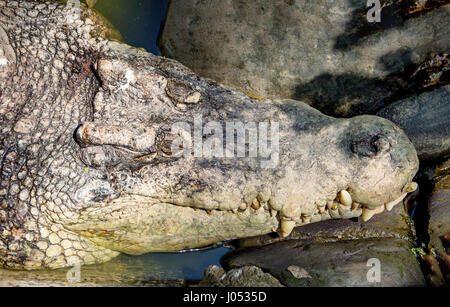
[74,182,417,254]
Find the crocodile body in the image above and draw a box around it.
[0,1,418,269]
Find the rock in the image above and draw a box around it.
[377,85,450,160]
[161,0,450,117]
[428,159,450,282]
[223,238,425,287]
[223,205,425,286]
[199,265,284,287]
[429,160,450,255]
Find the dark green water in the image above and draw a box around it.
[92,0,168,55]
[89,0,229,282]
[1,248,230,285]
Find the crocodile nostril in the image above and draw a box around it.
[351,133,389,157]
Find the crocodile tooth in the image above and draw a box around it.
[251,199,261,210]
[351,202,360,211]
[272,226,277,233]
[406,182,418,193]
[232,209,238,214]
[301,214,311,223]
[339,190,352,207]
[270,209,278,217]
[329,204,340,218]
[281,220,296,238]
[317,206,325,214]
[327,201,338,211]
[362,207,376,222]
[362,206,384,221]
[385,193,407,211]
[239,203,247,211]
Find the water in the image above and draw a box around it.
[88,0,229,283]
[0,248,230,286]
[92,0,168,55]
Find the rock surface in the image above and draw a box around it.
[428,159,450,282]
[224,238,424,287]
[199,265,284,287]
[377,85,450,160]
[222,205,425,286]
[161,0,450,117]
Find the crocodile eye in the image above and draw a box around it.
[79,145,123,168]
[351,133,390,158]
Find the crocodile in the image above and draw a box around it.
[0,0,419,269]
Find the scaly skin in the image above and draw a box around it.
[0,0,419,269]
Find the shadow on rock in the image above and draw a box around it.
[334,0,450,51]
[293,52,449,117]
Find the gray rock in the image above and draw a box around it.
[223,238,425,287]
[223,205,425,287]
[428,160,450,260]
[377,86,450,160]
[199,265,284,287]
[161,0,450,116]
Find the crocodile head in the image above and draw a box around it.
[0,1,419,269]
